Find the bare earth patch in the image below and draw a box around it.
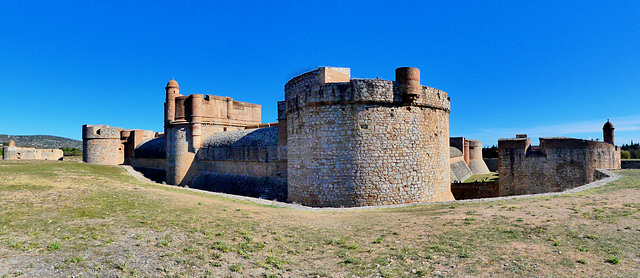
[0,160,638,277]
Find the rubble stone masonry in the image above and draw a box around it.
[82,125,124,165]
[498,137,621,196]
[284,67,454,207]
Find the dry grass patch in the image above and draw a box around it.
[0,161,639,277]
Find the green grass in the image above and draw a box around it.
[463,172,499,183]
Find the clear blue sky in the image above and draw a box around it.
[2,1,639,146]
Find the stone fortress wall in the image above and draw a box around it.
[449,137,491,183]
[498,128,621,196]
[283,67,453,207]
[2,140,63,161]
[82,67,621,207]
[82,124,160,166]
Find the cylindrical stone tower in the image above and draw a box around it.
[164,78,196,186]
[467,139,490,175]
[190,94,203,151]
[603,120,614,144]
[82,124,124,165]
[285,67,454,207]
[165,78,180,124]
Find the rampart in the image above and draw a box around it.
[2,143,63,161]
[450,146,472,183]
[284,67,453,207]
[498,136,621,196]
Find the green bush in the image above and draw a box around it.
[621,150,631,159]
[60,147,82,156]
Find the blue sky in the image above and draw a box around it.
[2,1,639,146]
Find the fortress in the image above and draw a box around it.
[82,67,619,207]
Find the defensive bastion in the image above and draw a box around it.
[498,122,620,196]
[282,67,454,206]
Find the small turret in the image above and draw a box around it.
[165,78,180,124]
[395,67,421,104]
[603,119,615,144]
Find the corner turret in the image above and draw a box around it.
[603,119,615,145]
[165,78,181,124]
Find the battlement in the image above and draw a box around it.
[283,67,450,116]
[82,125,123,140]
[167,89,260,127]
[284,66,453,207]
[498,136,616,155]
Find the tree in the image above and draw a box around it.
[620,150,631,159]
[482,145,498,159]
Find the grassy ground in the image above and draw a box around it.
[463,173,499,183]
[0,161,639,277]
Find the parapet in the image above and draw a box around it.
[82,125,123,140]
[539,137,615,149]
[165,80,261,127]
[498,137,531,149]
[283,67,450,116]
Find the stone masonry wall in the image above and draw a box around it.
[165,124,195,185]
[197,127,286,179]
[1,147,61,160]
[285,68,453,207]
[498,137,621,196]
[83,125,124,165]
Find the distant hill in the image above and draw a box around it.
[0,135,82,150]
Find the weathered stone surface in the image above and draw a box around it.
[498,136,621,196]
[285,67,454,207]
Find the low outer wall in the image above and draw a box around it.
[451,181,499,200]
[621,159,640,169]
[129,158,165,170]
[499,138,620,196]
[198,160,286,179]
[3,147,63,161]
[192,127,287,200]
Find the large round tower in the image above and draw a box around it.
[82,124,124,165]
[284,67,454,207]
[467,139,490,175]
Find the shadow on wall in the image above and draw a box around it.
[190,172,287,202]
[133,167,166,183]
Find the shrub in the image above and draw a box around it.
[47,241,61,251]
[620,150,631,159]
[605,256,620,264]
[60,147,82,156]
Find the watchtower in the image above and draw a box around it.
[603,120,615,145]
